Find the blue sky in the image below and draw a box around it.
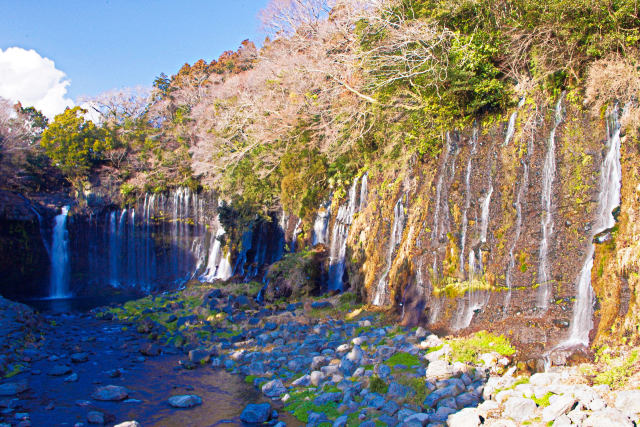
[0,0,269,115]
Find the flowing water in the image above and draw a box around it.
[561,105,624,348]
[50,206,71,298]
[459,127,478,275]
[537,94,565,310]
[312,201,331,245]
[373,196,407,306]
[327,177,360,291]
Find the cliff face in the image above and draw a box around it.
[333,96,631,356]
[1,95,637,359]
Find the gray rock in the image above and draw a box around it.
[333,415,348,427]
[64,373,78,382]
[314,392,342,406]
[167,394,203,408]
[0,382,28,396]
[292,374,310,387]
[404,413,430,425]
[615,390,640,414]
[92,385,128,401]
[382,400,400,415]
[455,392,479,409]
[583,408,633,427]
[415,327,428,339]
[87,411,104,424]
[48,365,72,376]
[261,379,286,398]
[378,414,399,426]
[346,346,363,364]
[188,348,210,364]
[542,394,575,422]
[240,403,272,424]
[70,353,89,363]
[503,396,537,422]
[431,406,457,422]
[447,407,480,427]
[423,385,457,408]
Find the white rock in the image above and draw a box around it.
[426,360,452,381]
[358,320,371,327]
[588,397,606,411]
[351,337,367,346]
[336,344,350,353]
[483,419,517,427]
[551,414,572,426]
[478,352,500,368]
[532,386,549,399]
[477,400,499,419]
[514,383,534,398]
[530,372,560,387]
[503,396,538,422]
[310,371,325,386]
[583,408,633,427]
[542,394,576,422]
[114,423,141,427]
[615,390,640,414]
[447,407,480,427]
[567,409,588,424]
[495,390,513,404]
[230,350,244,361]
[346,346,363,363]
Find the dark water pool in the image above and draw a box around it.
[18,293,141,313]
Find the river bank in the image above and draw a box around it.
[2,285,640,426]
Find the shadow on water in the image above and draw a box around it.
[18,294,140,314]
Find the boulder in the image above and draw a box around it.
[615,390,640,414]
[503,396,538,422]
[542,394,575,422]
[0,382,28,396]
[583,408,633,427]
[261,379,286,398]
[167,394,203,408]
[240,403,272,424]
[447,407,480,427]
[87,411,105,424]
[91,385,128,401]
[426,360,451,381]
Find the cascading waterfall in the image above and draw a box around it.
[312,201,331,245]
[108,211,119,287]
[502,104,528,309]
[291,218,302,252]
[327,177,360,291]
[233,230,254,276]
[459,127,478,275]
[359,173,368,211]
[50,206,71,298]
[373,196,407,306]
[563,105,624,348]
[537,94,565,310]
[432,133,451,242]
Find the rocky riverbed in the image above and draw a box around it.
[2,286,640,426]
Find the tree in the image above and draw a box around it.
[40,107,107,188]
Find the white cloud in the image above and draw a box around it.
[0,47,75,118]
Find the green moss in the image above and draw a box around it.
[531,392,554,407]
[447,331,515,363]
[369,375,388,394]
[384,352,421,367]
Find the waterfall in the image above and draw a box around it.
[432,132,460,244]
[537,94,565,310]
[312,201,331,245]
[373,196,407,306]
[291,218,302,252]
[233,229,254,276]
[562,105,624,348]
[50,206,71,298]
[459,127,478,275]
[327,177,360,291]
[108,211,119,287]
[359,173,368,211]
